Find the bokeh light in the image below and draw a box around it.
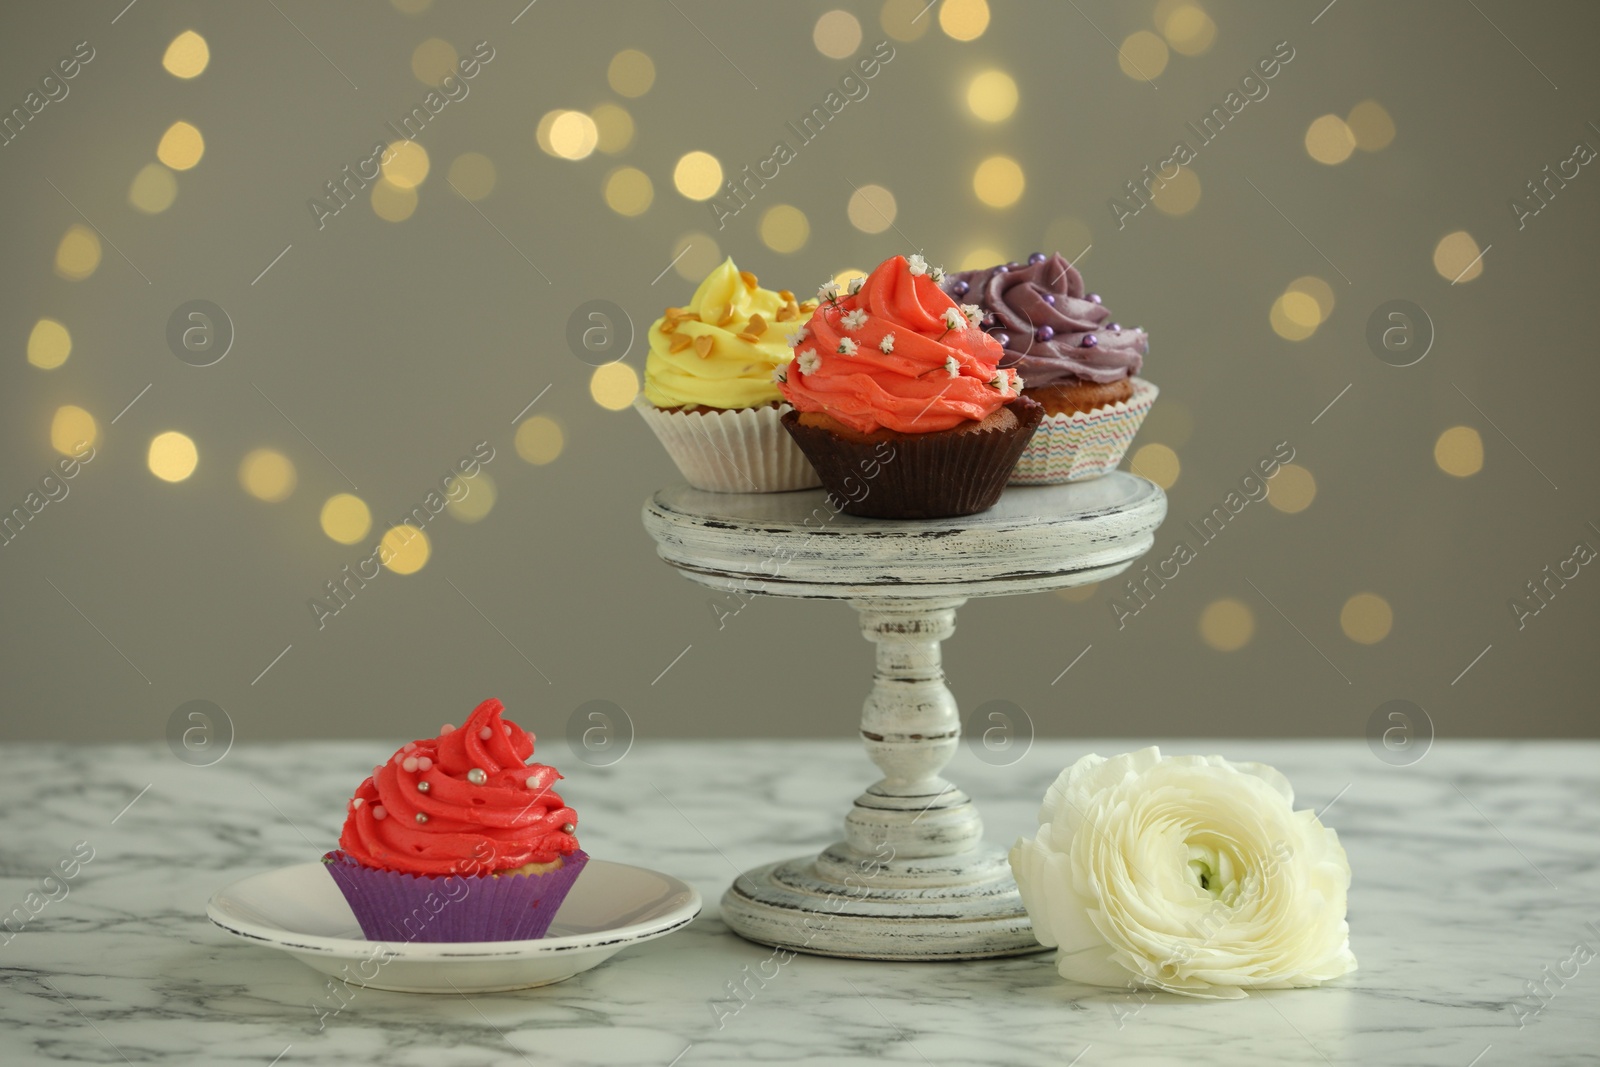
[966,70,1018,122]
[1162,2,1217,55]
[515,416,564,465]
[410,38,457,87]
[28,319,71,370]
[162,30,209,79]
[592,103,634,154]
[239,448,296,502]
[814,10,863,58]
[673,151,723,200]
[1151,167,1201,216]
[1267,463,1317,513]
[380,525,430,575]
[1305,114,1356,165]
[1288,275,1335,320]
[1200,598,1254,651]
[157,120,205,171]
[381,140,430,188]
[148,431,199,483]
[51,405,97,454]
[1340,593,1393,644]
[940,0,990,40]
[1348,99,1396,152]
[881,0,932,41]
[54,225,101,281]
[958,246,1005,270]
[605,166,654,216]
[671,232,721,281]
[446,471,496,523]
[973,155,1024,208]
[608,49,656,97]
[1118,31,1169,81]
[1433,230,1485,283]
[320,494,372,545]
[847,184,897,233]
[1131,442,1180,489]
[832,267,868,291]
[1434,426,1484,477]
[590,362,640,410]
[128,163,177,214]
[447,152,496,200]
[1269,292,1318,341]
[760,205,810,253]
[550,110,599,160]
[371,178,418,222]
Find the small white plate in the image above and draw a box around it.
[207,859,701,993]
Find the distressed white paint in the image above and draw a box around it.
[643,474,1168,959]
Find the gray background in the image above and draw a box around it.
[2,0,1596,746]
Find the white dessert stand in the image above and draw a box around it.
[643,473,1166,960]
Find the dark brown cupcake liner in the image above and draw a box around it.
[781,397,1043,519]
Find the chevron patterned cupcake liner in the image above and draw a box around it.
[1007,378,1158,485]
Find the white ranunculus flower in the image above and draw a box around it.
[1009,747,1356,1000]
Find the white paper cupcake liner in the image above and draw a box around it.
[634,397,822,493]
[1008,378,1158,485]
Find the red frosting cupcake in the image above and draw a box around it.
[324,698,588,942]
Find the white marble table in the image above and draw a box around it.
[1,739,1595,1066]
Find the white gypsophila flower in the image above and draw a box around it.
[961,303,983,326]
[908,254,928,277]
[796,349,820,375]
[879,333,896,354]
[942,307,964,332]
[1010,371,1024,392]
[930,265,947,284]
[944,356,959,378]
[1009,747,1356,1000]
[772,366,787,385]
[842,309,869,331]
[989,372,1009,396]
[847,275,865,295]
[787,325,809,346]
[818,280,840,302]
[837,337,858,356]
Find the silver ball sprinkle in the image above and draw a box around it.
[467,768,487,785]
[561,823,575,834]
[416,781,429,792]
[415,812,429,824]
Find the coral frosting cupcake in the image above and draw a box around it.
[778,253,1042,519]
[324,698,587,942]
[945,253,1156,484]
[636,257,821,493]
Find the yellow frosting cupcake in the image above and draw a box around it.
[644,258,816,411]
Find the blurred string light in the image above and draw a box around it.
[380,525,430,574]
[605,166,653,216]
[592,103,633,154]
[1159,0,1217,55]
[410,38,457,87]
[966,70,1017,123]
[1340,593,1392,644]
[54,225,101,280]
[590,362,639,410]
[446,471,495,523]
[1347,100,1395,151]
[608,49,655,97]
[515,416,564,465]
[447,152,496,200]
[382,140,429,188]
[846,184,896,233]
[1150,167,1200,216]
[320,493,372,544]
[1131,442,1180,489]
[881,0,931,41]
[1435,426,1484,477]
[1433,230,1484,283]
[28,319,71,370]
[549,111,599,160]
[148,431,198,482]
[1269,275,1333,340]
[671,232,720,280]
[1118,30,1169,82]
[51,405,97,454]
[371,179,417,222]
[1199,597,1254,651]
[673,151,722,200]
[760,204,810,253]
[833,267,868,290]
[940,0,990,41]
[973,155,1024,207]
[157,120,204,170]
[128,163,177,214]
[814,10,863,58]
[162,30,209,79]
[239,449,296,502]
[958,245,1005,270]
[1266,463,1316,513]
[1305,114,1355,165]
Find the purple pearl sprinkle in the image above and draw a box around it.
[1082,334,1099,348]
[992,331,1010,348]
[994,264,1009,274]
[1108,322,1120,331]
[1088,293,1102,305]
[1028,252,1047,265]
[981,314,998,330]
[949,279,969,297]
[1042,293,1056,306]
[1006,261,1022,270]
[1035,325,1054,342]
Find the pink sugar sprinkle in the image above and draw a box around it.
[373,806,387,820]
[417,756,433,771]
[402,757,419,773]
[502,724,511,734]
[479,726,492,740]
[352,797,364,808]
[440,723,455,734]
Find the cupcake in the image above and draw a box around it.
[945,253,1157,484]
[635,258,822,493]
[323,698,587,943]
[778,253,1043,519]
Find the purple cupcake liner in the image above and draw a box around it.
[323,850,589,943]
